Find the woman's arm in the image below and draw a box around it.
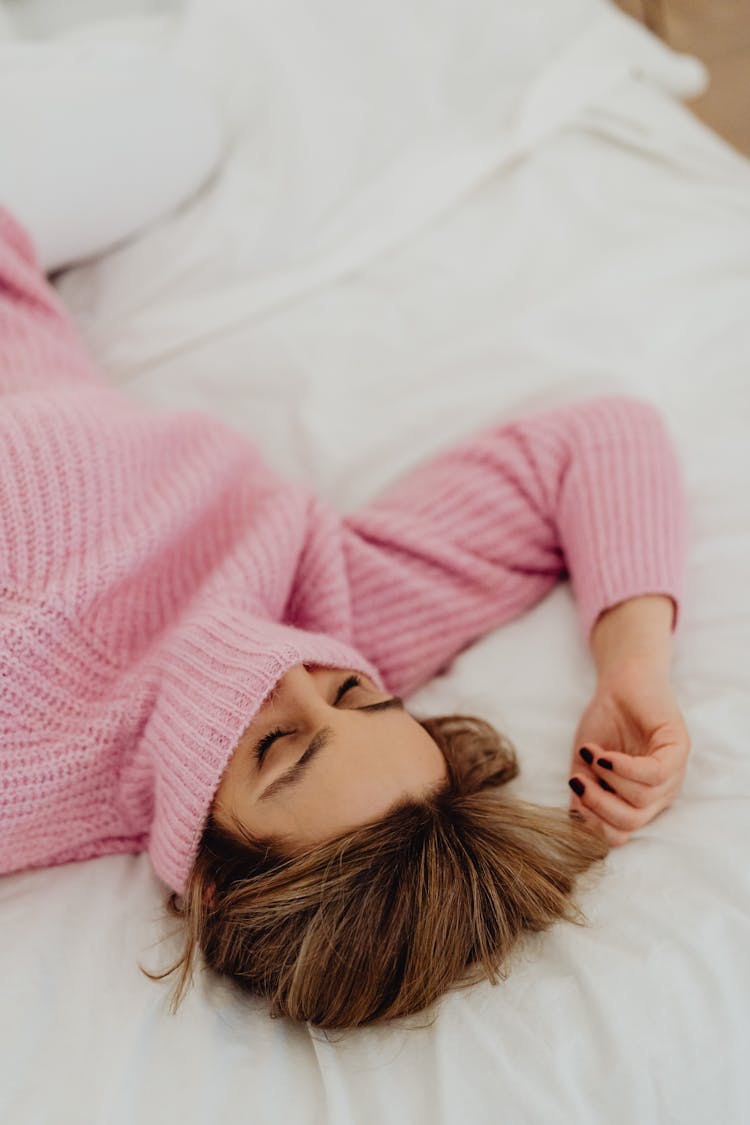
[337,394,688,699]
[0,40,226,273]
[591,593,675,679]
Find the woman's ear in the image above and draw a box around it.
[202,882,217,911]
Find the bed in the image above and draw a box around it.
[1,1,749,1122]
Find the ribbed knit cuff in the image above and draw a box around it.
[558,398,688,649]
[145,605,385,895]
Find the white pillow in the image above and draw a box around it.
[0,39,227,272]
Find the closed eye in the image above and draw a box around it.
[257,687,406,802]
[253,674,365,765]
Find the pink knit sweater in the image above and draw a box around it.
[0,205,688,895]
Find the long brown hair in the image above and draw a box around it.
[141,713,609,1028]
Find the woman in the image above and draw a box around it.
[0,55,690,1032]
[0,198,692,1027]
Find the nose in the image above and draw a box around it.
[279,663,336,719]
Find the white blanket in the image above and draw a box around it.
[1,2,749,1123]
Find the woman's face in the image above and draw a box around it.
[212,663,448,850]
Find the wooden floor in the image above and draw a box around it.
[613,0,750,157]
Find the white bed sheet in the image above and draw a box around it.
[1,1,750,1123]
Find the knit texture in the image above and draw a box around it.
[0,205,688,895]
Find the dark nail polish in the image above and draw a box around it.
[597,758,613,770]
[598,778,616,793]
[568,778,585,797]
[579,747,593,765]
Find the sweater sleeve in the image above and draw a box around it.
[340,394,688,699]
[1,204,66,319]
[0,204,104,393]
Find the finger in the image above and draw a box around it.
[569,774,647,834]
[568,792,632,847]
[576,751,661,810]
[580,743,669,787]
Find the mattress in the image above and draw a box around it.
[1,1,749,1122]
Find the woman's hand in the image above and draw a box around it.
[567,659,691,846]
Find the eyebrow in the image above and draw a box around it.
[259,696,404,802]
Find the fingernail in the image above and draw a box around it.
[578,747,593,765]
[568,778,585,797]
[597,758,613,770]
[598,778,616,793]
